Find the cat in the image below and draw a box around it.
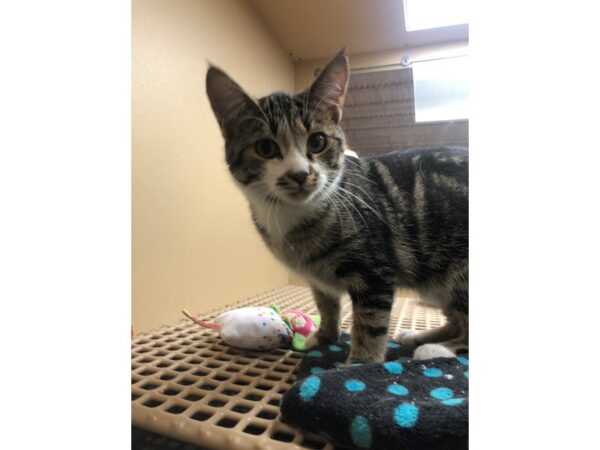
[205,50,468,363]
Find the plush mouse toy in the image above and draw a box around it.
[182,304,320,352]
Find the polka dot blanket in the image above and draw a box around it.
[280,333,468,450]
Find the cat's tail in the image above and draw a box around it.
[182,309,220,329]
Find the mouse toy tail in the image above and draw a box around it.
[182,309,220,329]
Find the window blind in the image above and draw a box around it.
[341,67,468,156]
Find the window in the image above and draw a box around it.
[403,0,468,31]
[412,56,468,123]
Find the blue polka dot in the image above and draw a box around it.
[383,361,403,374]
[463,371,469,378]
[345,339,352,345]
[430,387,454,400]
[387,384,409,396]
[345,379,366,392]
[457,356,469,366]
[442,398,465,406]
[307,350,323,357]
[387,342,401,349]
[299,376,321,401]
[423,367,443,377]
[350,415,372,448]
[311,367,325,374]
[394,403,419,428]
[329,345,342,352]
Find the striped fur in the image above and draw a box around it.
[206,51,468,363]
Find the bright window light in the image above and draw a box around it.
[412,56,468,122]
[403,0,468,31]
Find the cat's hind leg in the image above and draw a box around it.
[394,322,461,346]
[396,287,468,360]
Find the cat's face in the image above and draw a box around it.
[206,52,349,206]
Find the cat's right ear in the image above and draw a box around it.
[206,66,253,134]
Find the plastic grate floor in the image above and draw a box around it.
[131,285,446,450]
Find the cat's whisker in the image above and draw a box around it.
[335,184,390,226]
[325,181,367,230]
[307,93,334,124]
[340,180,380,208]
[264,96,274,129]
[343,165,378,185]
[273,202,294,250]
[328,188,358,233]
[239,115,270,129]
[253,98,272,131]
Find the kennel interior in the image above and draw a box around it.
[133,0,467,448]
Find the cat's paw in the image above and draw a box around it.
[413,343,455,360]
[394,329,420,345]
[316,330,340,346]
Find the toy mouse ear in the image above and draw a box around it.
[310,314,321,327]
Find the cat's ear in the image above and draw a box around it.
[308,49,349,124]
[206,66,254,133]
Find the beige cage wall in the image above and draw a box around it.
[132,0,295,334]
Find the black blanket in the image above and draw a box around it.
[280,333,468,450]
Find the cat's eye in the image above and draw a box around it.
[255,139,280,159]
[307,132,327,153]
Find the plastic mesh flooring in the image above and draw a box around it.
[131,285,446,450]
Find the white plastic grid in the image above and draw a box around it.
[131,285,446,449]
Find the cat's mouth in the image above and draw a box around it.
[287,189,312,201]
[278,184,321,204]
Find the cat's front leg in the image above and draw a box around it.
[347,287,394,364]
[310,286,341,346]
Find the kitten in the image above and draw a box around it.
[205,50,468,363]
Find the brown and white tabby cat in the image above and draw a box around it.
[206,51,468,363]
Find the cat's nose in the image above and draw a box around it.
[287,170,309,186]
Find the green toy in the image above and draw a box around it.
[271,303,321,351]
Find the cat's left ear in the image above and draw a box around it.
[307,49,349,124]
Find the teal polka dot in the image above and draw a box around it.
[345,379,366,392]
[329,345,342,352]
[394,403,419,428]
[383,361,403,374]
[442,398,465,406]
[457,356,469,366]
[464,370,469,378]
[350,415,372,448]
[307,350,323,357]
[299,375,321,401]
[334,362,342,368]
[423,367,443,377]
[387,384,409,396]
[345,339,352,345]
[430,387,454,400]
[387,342,401,349]
[311,367,325,374]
